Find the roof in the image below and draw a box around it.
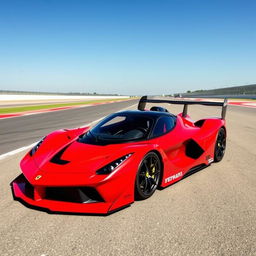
[116,110,173,118]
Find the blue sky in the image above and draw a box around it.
[0,0,255,95]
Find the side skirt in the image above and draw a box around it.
[182,164,207,179]
[159,163,208,189]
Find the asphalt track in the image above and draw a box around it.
[0,100,137,155]
[0,100,255,256]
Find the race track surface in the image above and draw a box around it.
[0,101,255,256]
[0,100,137,155]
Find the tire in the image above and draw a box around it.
[214,127,226,162]
[135,152,161,200]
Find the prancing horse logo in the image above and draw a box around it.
[35,175,42,180]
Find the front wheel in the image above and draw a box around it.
[135,152,161,200]
[214,127,226,162]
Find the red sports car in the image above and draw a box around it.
[11,96,227,214]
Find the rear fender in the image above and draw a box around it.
[193,118,226,160]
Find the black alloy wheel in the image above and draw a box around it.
[214,128,226,162]
[135,152,161,200]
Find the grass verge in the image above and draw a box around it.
[0,98,129,114]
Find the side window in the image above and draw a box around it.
[152,116,175,137]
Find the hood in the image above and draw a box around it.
[33,140,134,175]
[20,128,154,186]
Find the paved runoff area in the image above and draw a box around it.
[0,99,255,256]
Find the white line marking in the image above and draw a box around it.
[0,103,137,161]
[0,143,37,161]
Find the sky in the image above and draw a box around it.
[0,0,255,95]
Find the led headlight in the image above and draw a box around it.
[96,153,133,175]
[30,137,46,156]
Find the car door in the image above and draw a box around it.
[154,115,200,184]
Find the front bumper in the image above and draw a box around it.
[11,174,113,214]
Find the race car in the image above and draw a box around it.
[11,96,227,214]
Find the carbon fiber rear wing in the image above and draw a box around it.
[138,96,228,119]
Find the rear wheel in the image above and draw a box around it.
[135,152,161,200]
[214,128,226,162]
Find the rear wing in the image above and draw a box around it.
[138,96,228,119]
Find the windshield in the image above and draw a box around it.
[78,113,154,144]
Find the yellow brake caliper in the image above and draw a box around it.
[151,164,155,178]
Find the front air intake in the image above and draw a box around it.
[45,187,104,203]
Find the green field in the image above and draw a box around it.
[0,98,129,114]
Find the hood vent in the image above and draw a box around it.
[50,144,71,165]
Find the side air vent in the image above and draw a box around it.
[185,139,204,159]
[50,145,70,165]
[194,119,205,128]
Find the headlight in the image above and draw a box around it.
[30,137,46,156]
[96,153,133,175]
